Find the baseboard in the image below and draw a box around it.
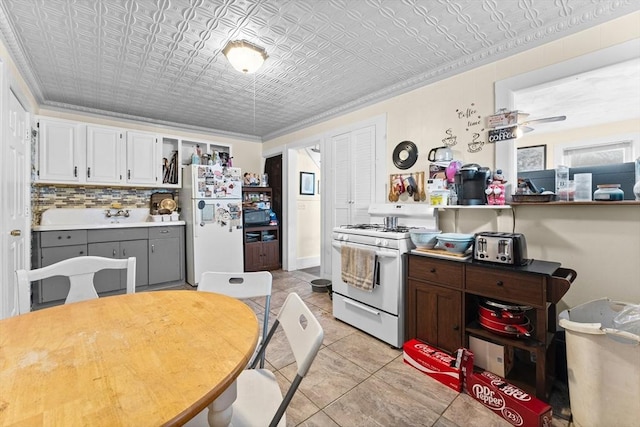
[296,256,320,270]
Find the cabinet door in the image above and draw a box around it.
[39,245,87,303]
[332,132,352,227]
[148,238,181,284]
[331,126,375,226]
[410,279,462,353]
[350,126,375,224]
[262,241,280,270]
[88,242,122,292]
[38,119,84,183]
[244,243,262,272]
[121,240,148,287]
[87,126,124,184]
[126,131,158,185]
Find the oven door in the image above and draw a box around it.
[331,240,401,316]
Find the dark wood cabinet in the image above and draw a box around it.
[407,254,575,400]
[407,279,462,353]
[243,226,280,271]
[242,187,280,271]
[407,257,464,353]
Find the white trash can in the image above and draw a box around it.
[559,298,640,427]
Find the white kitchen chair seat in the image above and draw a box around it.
[16,256,136,314]
[197,271,272,368]
[185,292,324,427]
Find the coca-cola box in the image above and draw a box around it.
[466,370,552,427]
[403,339,473,392]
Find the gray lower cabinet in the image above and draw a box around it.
[32,225,185,307]
[148,226,184,285]
[87,228,149,290]
[87,240,149,291]
[33,230,88,303]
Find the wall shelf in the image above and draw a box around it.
[510,201,640,206]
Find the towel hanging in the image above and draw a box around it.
[340,245,378,292]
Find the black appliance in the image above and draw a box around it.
[243,209,271,226]
[455,164,491,205]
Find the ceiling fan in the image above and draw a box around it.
[519,115,567,134]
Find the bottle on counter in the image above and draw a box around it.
[191,145,201,165]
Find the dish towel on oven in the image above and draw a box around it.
[341,245,377,292]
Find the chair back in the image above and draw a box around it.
[16,256,136,314]
[274,292,324,377]
[198,271,272,367]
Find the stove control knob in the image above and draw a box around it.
[376,239,389,247]
[341,235,349,241]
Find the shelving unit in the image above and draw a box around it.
[242,187,279,272]
[407,254,575,400]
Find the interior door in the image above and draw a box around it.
[2,90,29,318]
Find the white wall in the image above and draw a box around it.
[264,12,640,310]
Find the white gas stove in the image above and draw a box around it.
[332,204,438,348]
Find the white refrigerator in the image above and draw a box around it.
[181,165,244,286]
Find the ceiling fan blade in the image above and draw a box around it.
[522,115,567,126]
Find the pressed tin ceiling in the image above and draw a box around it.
[0,1,638,141]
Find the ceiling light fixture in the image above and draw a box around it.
[222,40,268,74]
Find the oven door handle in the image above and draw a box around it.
[332,242,398,258]
[344,298,381,316]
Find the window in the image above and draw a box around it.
[561,140,634,167]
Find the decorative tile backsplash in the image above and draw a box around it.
[31,185,179,226]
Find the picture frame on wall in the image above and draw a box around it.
[300,172,315,195]
[517,145,547,172]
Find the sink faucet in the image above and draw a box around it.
[105,209,130,218]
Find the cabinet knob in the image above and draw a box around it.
[430,268,436,273]
[79,251,84,255]
[496,280,504,286]
[453,325,459,331]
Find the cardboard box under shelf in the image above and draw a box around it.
[469,336,514,378]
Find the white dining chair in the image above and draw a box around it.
[16,256,136,314]
[197,271,272,368]
[185,292,324,427]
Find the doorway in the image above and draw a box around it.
[264,155,282,269]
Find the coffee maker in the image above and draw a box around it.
[454,164,491,205]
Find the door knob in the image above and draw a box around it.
[10,229,21,236]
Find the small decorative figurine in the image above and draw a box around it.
[486,169,507,205]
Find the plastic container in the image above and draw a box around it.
[555,165,569,201]
[559,298,640,427]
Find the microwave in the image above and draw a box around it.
[244,209,271,227]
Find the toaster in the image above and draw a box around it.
[473,232,528,265]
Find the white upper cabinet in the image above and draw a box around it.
[126,131,158,185]
[86,125,124,184]
[38,118,85,183]
[36,116,215,189]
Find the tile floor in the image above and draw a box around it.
[183,269,571,427]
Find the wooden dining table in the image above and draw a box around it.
[0,290,259,426]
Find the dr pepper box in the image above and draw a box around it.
[403,339,473,392]
[466,370,552,427]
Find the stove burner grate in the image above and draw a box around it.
[341,224,420,233]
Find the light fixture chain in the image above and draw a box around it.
[253,73,256,134]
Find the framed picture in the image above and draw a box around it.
[517,145,547,172]
[300,172,315,195]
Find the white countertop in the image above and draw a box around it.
[33,221,186,232]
